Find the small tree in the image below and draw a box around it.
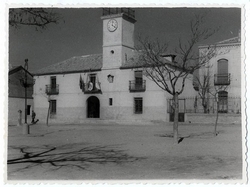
[9,8,60,30]
[209,85,229,136]
[137,14,219,144]
[194,66,229,136]
[193,64,213,113]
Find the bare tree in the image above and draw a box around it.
[193,64,213,113]
[9,8,61,30]
[137,14,219,144]
[209,85,229,136]
[193,65,229,136]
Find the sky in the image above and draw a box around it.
[8,7,241,73]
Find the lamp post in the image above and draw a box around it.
[23,59,28,124]
[19,59,30,134]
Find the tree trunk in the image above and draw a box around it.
[214,101,219,136]
[202,98,208,113]
[46,101,51,126]
[173,92,179,144]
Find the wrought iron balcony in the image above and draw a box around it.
[45,84,59,95]
[83,82,102,94]
[214,74,230,85]
[129,80,146,92]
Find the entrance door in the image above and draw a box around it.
[87,96,100,118]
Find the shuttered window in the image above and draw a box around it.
[218,59,228,75]
[135,71,143,84]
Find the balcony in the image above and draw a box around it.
[214,74,230,85]
[46,84,59,95]
[129,80,146,92]
[83,82,102,94]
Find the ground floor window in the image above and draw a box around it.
[134,97,143,114]
[27,105,31,115]
[218,91,228,113]
[50,100,57,114]
[109,98,113,106]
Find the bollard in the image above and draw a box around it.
[22,123,30,135]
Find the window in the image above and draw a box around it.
[87,74,100,91]
[134,97,143,114]
[51,76,56,88]
[135,71,143,85]
[90,74,96,88]
[50,100,57,114]
[50,76,58,94]
[218,91,228,113]
[218,59,228,75]
[27,105,31,115]
[217,59,229,84]
[109,98,113,106]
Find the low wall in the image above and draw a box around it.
[186,113,241,124]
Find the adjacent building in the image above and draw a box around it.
[8,65,34,125]
[192,35,241,114]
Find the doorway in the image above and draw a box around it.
[87,96,100,118]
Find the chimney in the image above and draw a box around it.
[161,54,176,63]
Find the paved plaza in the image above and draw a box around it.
[7,122,243,180]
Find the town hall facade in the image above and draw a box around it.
[33,8,241,125]
[33,8,197,124]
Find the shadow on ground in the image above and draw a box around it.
[8,143,145,173]
[155,131,225,144]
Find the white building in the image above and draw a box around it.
[194,35,241,114]
[33,8,197,124]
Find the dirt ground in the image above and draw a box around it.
[7,122,244,181]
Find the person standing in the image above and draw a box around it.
[31,110,36,124]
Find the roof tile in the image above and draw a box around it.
[34,54,103,75]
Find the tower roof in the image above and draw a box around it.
[102,8,136,23]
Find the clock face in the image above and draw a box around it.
[107,19,118,32]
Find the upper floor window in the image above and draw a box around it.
[84,73,102,94]
[135,71,143,85]
[129,71,146,92]
[218,59,228,75]
[214,59,230,85]
[51,76,57,88]
[46,76,59,95]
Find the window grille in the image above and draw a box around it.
[134,97,143,114]
[50,100,57,114]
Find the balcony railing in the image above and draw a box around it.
[214,74,230,85]
[83,82,102,94]
[46,84,59,95]
[129,80,146,92]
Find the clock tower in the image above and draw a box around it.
[101,8,136,69]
